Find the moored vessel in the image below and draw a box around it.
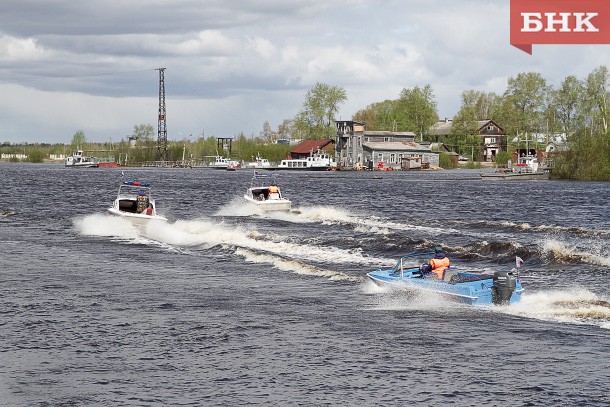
[268,150,336,171]
[481,155,549,180]
[65,150,99,168]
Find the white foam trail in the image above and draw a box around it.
[73,214,197,253]
[74,214,140,239]
[282,205,518,241]
[541,238,610,267]
[77,214,395,269]
[235,248,362,282]
[219,202,513,241]
[360,280,467,313]
[289,205,357,224]
[276,205,453,235]
[214,197,266,217]
[501,288,610,329]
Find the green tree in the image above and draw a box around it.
[501,72,549,136]
[582,65,609,133]
[553,75,584,136]
[398,84,438,140]
[353,100,400,130]
[461,90,500,120]
[133,124,155,142]
[495,151,512,166]
[70,130,87,150]
[446,91,482,159]
[260,121,276,143]
[277,119,293,140]
[28,149,45,163]
[293,82,347,139]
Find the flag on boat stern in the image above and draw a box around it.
[516,256,524,268]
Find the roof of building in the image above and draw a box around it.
[290,139,334,154]
[427,142,453,153]
[363,130,417,137]
[429,119,505,136]
[362,141,432,152]
[429,120,453,135]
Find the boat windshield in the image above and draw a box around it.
[392,252,434,273]
[118,182,152,199]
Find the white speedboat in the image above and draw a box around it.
[243,172,292,211]
[107,181,168,225]
[65,150,99,168]
[246,154,271,169]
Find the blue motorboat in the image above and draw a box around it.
[367,252,523,305]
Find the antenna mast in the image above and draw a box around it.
[156,67,168,161]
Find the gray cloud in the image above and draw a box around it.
[0,0,608,143]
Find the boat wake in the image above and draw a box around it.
[214,197,269,217]
[75,213,141,239]
[74,213,394,280]
[540,238,610,267]
[73,214,196,254]
[499,288,610,330]
[235,248,362,282]
[450,219,610,237]
[360,280,464,313]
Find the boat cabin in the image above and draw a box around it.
[247,173,283,200]
[116,181,154,214]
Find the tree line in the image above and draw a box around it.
[350,66,609,180]
[2,66,608,180]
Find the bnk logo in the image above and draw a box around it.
[510,0,610,54]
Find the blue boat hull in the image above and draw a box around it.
[367,268,523,305]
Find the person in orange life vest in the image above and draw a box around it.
[420,245,450,280]
[268,182,280,200]
[145,203,154,216]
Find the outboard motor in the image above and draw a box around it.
[492,270,517,305]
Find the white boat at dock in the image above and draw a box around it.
[268,150,336,171]
[243,172,292,211]
[246,153,271,169]
[65,150,99,168]
[107,181,168,225]
[481,156,550,180]
[193,154,241,170]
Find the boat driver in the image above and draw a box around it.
[268,182,280,200]
[420,245,450,280]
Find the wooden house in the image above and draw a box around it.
[429,119,507,162]
[336,120,437,169]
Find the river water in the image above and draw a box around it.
[1,163,609,406]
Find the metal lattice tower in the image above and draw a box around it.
[156,67,168,161]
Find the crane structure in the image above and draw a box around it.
[156,67,168,161]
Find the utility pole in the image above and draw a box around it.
[156,67,168,162]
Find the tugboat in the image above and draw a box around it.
[65,150,99,168]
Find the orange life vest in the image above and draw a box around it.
[429,256,450,280]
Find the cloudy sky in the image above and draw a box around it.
[1,0,608,144]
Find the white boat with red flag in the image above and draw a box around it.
[107,180,168,225]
